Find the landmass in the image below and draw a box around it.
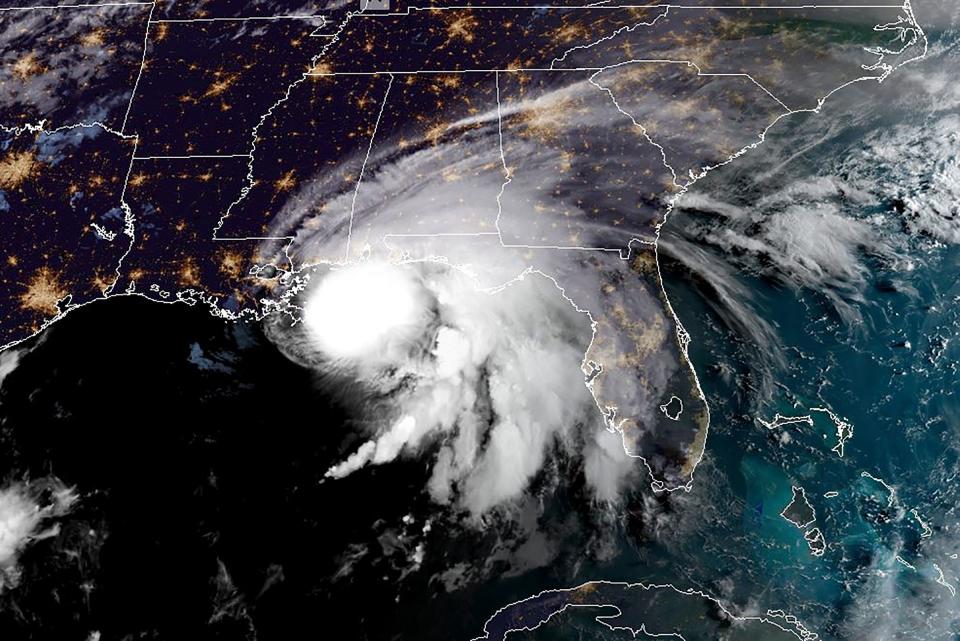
[0,0,925,491]
[781,485,816,529]
[0,1,930,639]
[472,580,820,641]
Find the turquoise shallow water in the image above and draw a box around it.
[1,10,957,641]
[469,231,960,640]
[645,22,960,632]
[482,20,960,629]
[661,245,960,638]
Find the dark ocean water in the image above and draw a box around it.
[2,18,960,641]
[642,22,960,636]
[0,296,627,640]
[0,297,447,639]
[2,236,955,640]
[656,237,960,640]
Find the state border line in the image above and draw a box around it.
[119,0,155,136]
[304,61,794,110]
[0,1,150,11]
[0,2,907,15]
[351,2,908,15]
[344,73,395,261]
[132,154,251,160]
[149,14,327,23]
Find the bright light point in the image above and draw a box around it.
[303,261,429,360]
